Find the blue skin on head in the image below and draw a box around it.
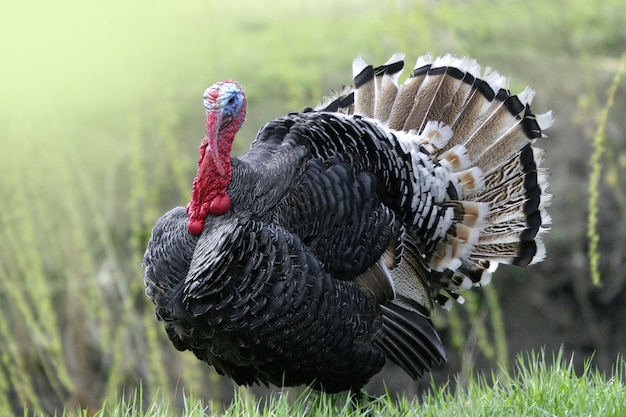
[203,81,246,125]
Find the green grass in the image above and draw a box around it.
[33,352,625,417]
[2,0,626,415]
[587,53,626,285]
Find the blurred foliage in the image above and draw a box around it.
[1,0,626,415]
[586,54,626,285]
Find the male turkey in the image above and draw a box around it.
[143,53,552,393]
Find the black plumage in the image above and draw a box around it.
[143,53,552,392]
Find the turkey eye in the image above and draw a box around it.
[227,96,237,106]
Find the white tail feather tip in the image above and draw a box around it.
[384,52,406,66]
[460,276,473,290]
[432,53,458,68]
[413,53,433,70]
[536,111,554,130]
[517,86,536,107]
[483,67,509,91]
[352,55,369,78]
[530,240,547,264]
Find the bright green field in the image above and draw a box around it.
[2,0,625,415]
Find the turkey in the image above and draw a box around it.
[143,53,552,393]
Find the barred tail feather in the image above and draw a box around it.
[316,53,550,313]
[374,53,405,122]
[352,55,376,117]
[379,53,551,268]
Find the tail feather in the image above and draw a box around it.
[445,79,496,143]
[413,55,477,132]
[377,303,447,380]
[462,95,548,175]
[386,55,433,129]
[470,240,546,266]
[388,234,435,318]
[317,53,550,315]
[374,53,405,122]
[353,56,376,117]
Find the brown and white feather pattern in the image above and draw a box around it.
[316,53,551,313]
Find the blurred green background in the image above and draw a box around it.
[2,0,626,414]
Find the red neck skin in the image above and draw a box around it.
[186,111,238,236]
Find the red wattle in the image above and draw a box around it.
[188,219,205,236]
[209,194,231,215]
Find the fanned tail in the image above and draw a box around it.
[315,53,551,378]
[317,52,551,307]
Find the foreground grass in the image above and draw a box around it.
[43,352,624,417]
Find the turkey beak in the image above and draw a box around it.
[204,109,227,178]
